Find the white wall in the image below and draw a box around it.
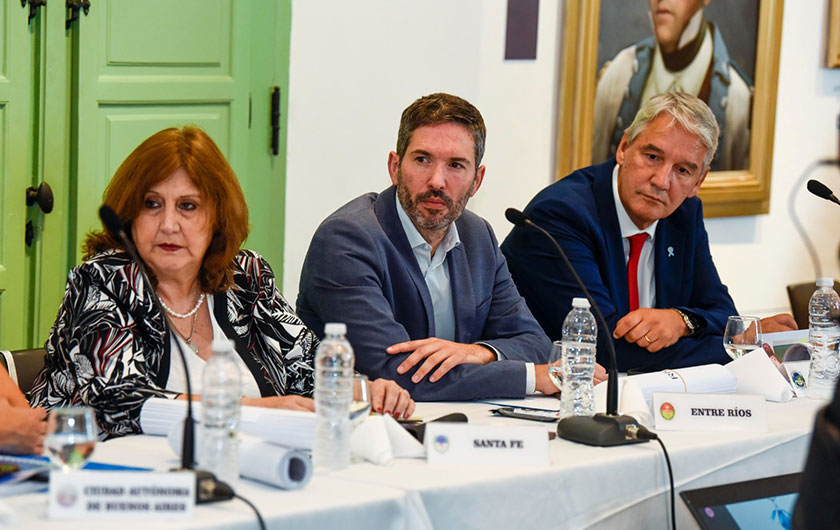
[705,0,840,316]
[285,0,840,318]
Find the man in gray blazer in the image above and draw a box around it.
[297,93,587,404]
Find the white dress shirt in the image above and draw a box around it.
[395,195,536,393]
[612,165,658,309]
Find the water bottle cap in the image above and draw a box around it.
[571,297,590,309]
[817,277,835,288]
[210,337,235,354]
[324,322,347,335]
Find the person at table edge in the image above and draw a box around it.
[501,91,795,372]
[0,364,45,454]
[297,93,597,400]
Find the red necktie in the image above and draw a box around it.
[627,233,647,312]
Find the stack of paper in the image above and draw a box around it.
[0,455,50,497]
[620,364,737,407]
[140,398,315,449]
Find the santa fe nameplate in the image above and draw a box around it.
[424,423,549,466]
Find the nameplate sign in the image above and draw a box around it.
[49,471,195,520]
[424,423,549,466]
[652,392,767,432]
[783,361,810,398]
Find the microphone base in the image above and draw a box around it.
[171,468,234,504]
[556,413,649,447]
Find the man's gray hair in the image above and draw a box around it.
[624,91,720,171]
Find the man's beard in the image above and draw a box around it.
[396,169,473,233]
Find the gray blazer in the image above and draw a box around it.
[297,186,550,401]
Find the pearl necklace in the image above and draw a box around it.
[160,292,206,319]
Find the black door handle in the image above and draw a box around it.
[26,182,54,214]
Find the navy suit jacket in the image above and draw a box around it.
[501,159,735,371]
[297,186,551,401]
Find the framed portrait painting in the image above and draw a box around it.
[555,0,784,217]
[829,0,840,68]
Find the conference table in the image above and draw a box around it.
[1,395,824,529]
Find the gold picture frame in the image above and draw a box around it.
[555,0,784,217]
[829,0,840,68]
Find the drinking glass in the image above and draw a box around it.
[723,316,763,360]
[349,374,371,430]
[44,406,98,471]
[548,340,564,390]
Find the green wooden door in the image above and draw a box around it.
[31,1,72,346]
[73,0,249,261]
[73,0,289,266]
[240,1,291,280]
[0,1,35,349]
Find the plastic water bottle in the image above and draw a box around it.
[200,338,242,487]
[559,298,597,417]
[808,278,840,399]
[313,322,355,470]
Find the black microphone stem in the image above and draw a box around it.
[522,219,619,416]
[505,207,647,446]
[99,206,196,470]
[122,238,196,469]
[789,161,840,279]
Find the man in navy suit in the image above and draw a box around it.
[297,93,593,403]
[502,92,795,372]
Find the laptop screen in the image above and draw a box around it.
[681,473,800,530]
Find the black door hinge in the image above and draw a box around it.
[21,0,46,24]
[270,87,281,156]
[66,0,90,29]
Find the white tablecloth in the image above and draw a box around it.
[337,396,823,530]
[1,436,426,529]
[0,396,825,529]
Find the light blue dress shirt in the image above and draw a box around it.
[395,194,460,341]
[395,195,537,393]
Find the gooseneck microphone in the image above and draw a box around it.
[505,207,649,446]
[99,206,233,503]
[99,206,197,469]
[807,179,840,207]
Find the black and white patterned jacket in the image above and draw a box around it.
[30,249,317,438]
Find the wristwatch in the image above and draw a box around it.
[673,308,697,336]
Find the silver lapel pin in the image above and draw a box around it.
[667,246,675,257]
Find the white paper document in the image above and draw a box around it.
[726,348,794,402]
[350,414,426,465]
[167,426,312,490]
[595,364,737,412]
[140,397,315,449]
[593,379,642,425]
